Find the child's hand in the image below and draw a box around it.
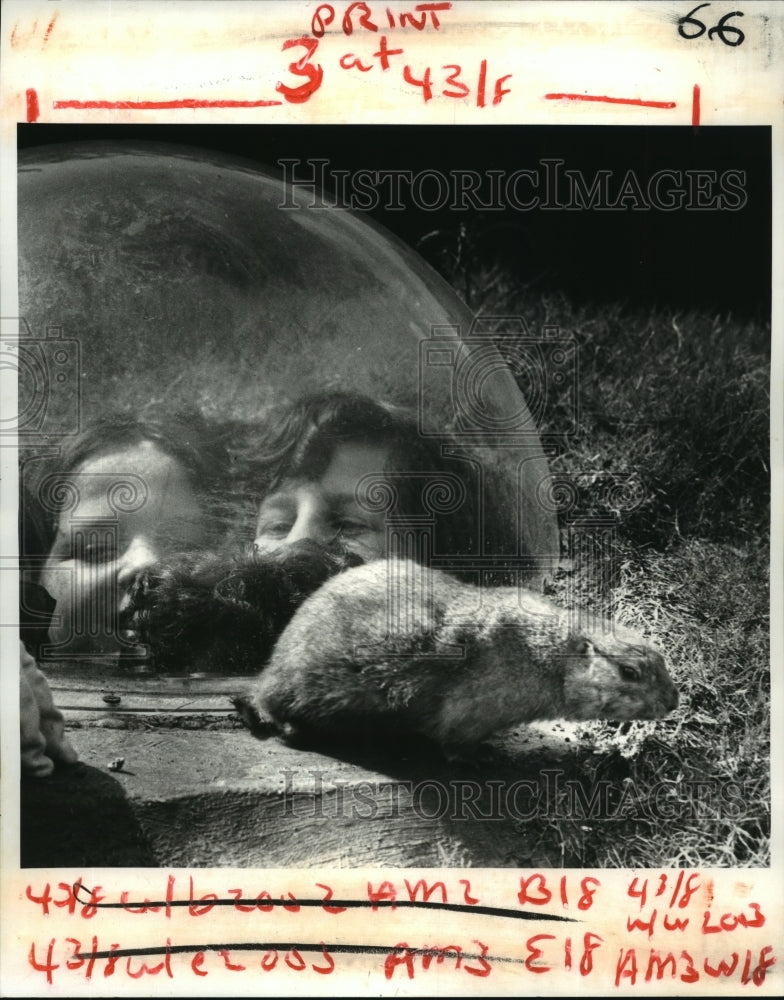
[20,641,79,777]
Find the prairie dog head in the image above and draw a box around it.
[561,633,679,722]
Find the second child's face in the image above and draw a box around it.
[254,442,389,563]
[41,441,207,656]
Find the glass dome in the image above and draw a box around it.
[17,141,559,577]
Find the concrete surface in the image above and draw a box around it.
[21,698,585,868]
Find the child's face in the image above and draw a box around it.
[40,441,207,656]
[254,442,389,563]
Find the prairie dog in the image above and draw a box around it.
[255,559,679,750]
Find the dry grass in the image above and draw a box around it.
[537,540,770,867]
[427,249,771,868]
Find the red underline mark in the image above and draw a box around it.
[52,98,282,110]
[545,93,676,109]
[692,84,701,128]
[26,88,40,122]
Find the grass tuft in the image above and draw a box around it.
[427,243,770,868]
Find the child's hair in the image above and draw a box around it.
[22,404,236,557]
[56,405,230,497]
[18,483,57,656]
[254,391,481,563]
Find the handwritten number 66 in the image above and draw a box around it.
[678,4,745,46]
[678,3,745,45]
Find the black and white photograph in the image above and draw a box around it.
[15,121,772,870]
[1,1,781,995]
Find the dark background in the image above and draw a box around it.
[18,124,771,320]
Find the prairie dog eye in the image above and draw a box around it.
[619,662,641,682]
